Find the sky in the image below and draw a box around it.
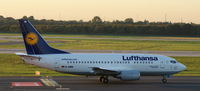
[0,0,200,23]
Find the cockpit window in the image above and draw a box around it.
[170,60,177,64]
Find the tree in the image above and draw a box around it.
[144,20,149,24]
[91,16,102,24]
[22,16,28,19]
[0,15,199,36]
[28,16,35,20]
[124,18,134,24]
[0,15,4,20]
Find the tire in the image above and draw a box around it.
[162,79,167,84]
[100,77,104,82]
[103,78,109,84]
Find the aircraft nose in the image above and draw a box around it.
[179,63,187,71]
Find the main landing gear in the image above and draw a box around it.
[99,76,109,84]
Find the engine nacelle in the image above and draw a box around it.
[116,70,140,81]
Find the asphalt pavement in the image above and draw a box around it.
[0,76,200,91]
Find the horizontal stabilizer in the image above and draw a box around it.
[15,53,41,59]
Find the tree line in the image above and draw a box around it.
[0,15,200,36]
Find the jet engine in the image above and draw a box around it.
[116,70,140,80]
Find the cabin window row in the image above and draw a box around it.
[66,61,153,64]
[66,61,130,64]
[134,61,153,64]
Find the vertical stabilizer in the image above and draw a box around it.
[19,19,69,54]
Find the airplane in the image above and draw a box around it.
[16,19,186,84]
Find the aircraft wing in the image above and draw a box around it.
[90,67,120,75]
[15,53,41,60]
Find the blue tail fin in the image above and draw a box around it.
[19,19,70,54]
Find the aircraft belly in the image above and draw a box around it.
[140,71,179,76]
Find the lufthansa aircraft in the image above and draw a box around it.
[16,19,186,84]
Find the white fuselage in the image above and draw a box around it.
[22,53,186,76]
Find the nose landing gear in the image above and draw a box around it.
[162,75,170,83]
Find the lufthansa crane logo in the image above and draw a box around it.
[25,32,38,45]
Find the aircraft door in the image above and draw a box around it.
[160,60,170,71]
[165,60,170,71]
[54,59,61,71]
[160,61,165,70]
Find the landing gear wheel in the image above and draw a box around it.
[103,78,109,84]
[162,75,169,84]
[99,76,104,82]
[99,76,109,84]
[162,78,167,83]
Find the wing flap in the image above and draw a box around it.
[90,67,120,75]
